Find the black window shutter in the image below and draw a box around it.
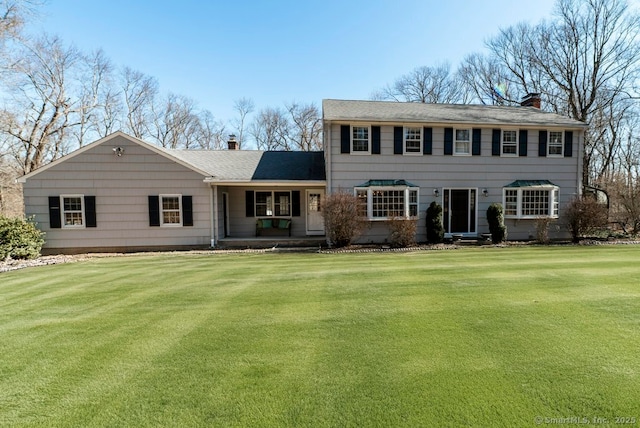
[519,130,528,157]
[148,195,160,227]
[472,128,481,156]
[48,196,61,229]
[372,126,381,154]
[292,191,301,217]
[492,129,501,156]
[539,130,548,157]
[444,128,453,155]
[84,196,97,228]
[423,127,432,155]
[393,127,403,154]
[564,131,573,157]
[340,125,350,154]
[182,196,193,226]
[245,191,255,217]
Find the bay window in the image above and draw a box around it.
[354,181,419,219]
[503,181,559,219]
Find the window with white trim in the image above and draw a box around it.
[548,131,563,156]
[61,195,85,228]
[404,127,422,154]
[502,130,518,156]
[354,187,419,219]
[503,187,559,219]
[454,129,471,155]
[160,195,182,226]
[255,191,291,217]
[351,126,370,153]
[356,189,368,217]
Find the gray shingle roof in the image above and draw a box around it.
[165,149,325,181]
[322,99,587,128]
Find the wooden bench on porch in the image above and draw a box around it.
[256,218,292,236]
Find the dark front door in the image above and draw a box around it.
[444,189,477,234]
[450,190,469,233]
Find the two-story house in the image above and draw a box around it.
[322,96,587,242]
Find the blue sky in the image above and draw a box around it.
[33,0,559,124]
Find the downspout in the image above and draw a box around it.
[577,128,584,196]
[325,120,332,194]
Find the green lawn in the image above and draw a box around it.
[1,246,639,427]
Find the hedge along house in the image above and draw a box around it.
[18,132,326,254]
[322,97,588,242]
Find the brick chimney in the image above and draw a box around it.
[227,134,239,150]
[520,93,541,109]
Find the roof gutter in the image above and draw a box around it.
[203,178,326,187]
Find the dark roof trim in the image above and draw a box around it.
[505,180,557,188]
[356,179,418,187]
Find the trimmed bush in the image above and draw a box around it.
[388,217,418,248]
[487,203,507,243]
[322,191,366,247]
[426,201,444,244]
[0,216,45,260]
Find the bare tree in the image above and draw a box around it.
[72,49,118,147]
[251,107,291,150]
[286,102,322,151]
[0,0,41,41]
[192,110,227,150]
[232,97,254,149]
[374,64,463,103]
[148,92,198,148]
[121,66,158,139]
[0,35,83,174]
[458,53,520,105]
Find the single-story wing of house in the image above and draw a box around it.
[18,131,326,254]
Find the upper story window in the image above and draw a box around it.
[160,195,182,226]
[548,131,563,156]
[61,195,85,228]
[351,126,370,153]
[404,127,422,154]
[455,129,471,155]
[502,130,518,156]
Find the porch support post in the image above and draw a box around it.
[211,185,218,247]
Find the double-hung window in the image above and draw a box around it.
[351,126,370,153]
[548,131,563,156]
[354,183,419,220]
[454,129,471,155]
[61,195,85,228]
[160,195,182,226]
[255,191,291,217]
[503,182,559,219]
[502,130,518,156]
[404,127,422,154]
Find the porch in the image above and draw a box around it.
[216,235,327,249]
